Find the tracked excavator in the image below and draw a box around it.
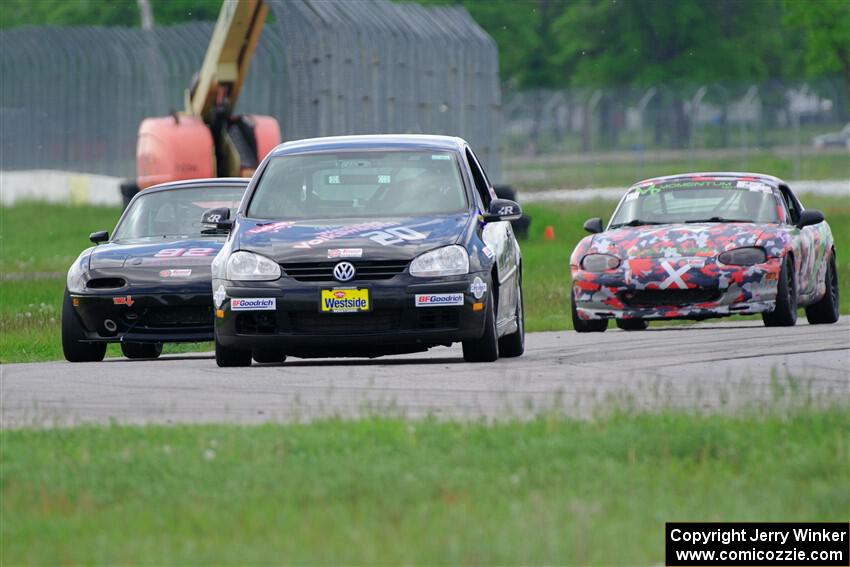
[121,0,280,206]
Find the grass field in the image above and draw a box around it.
[2,409,847,564]
[1,196,847,362]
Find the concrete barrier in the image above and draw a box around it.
[0,170,122,206]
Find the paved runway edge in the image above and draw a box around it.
[2,321,848,428]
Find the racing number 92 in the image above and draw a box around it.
[154,248,216,258]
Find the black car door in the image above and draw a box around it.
[464,147,520,330]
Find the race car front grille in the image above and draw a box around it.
[290,311,401,333]
[236,312,277,334]
[134,306,214,327]
[280,260,409,282]
[621,289,721,308]
[416,307,460,330]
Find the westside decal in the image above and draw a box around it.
[113,296,134,306]
[415,293,464,307]
[230,298,276,311]
[320,289,370,312]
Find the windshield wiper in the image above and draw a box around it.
[609,219,665,229]
[684,217,751,223]
[200,228,229,235]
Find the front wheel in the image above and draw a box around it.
[61,289,106,362]
[763,256,798,327]
[571,289,607,332]
[616,318,648,331]
[121,342,162,359]
[498,281,525,358]
[215,332,252,367]
[462,290,499,363]
[805,253,840,324]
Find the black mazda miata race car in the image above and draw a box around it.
[62,178,249,362]
[209,135,525,366]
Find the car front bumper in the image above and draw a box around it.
[571,256,782,321]
[213,272,490,357]
[71,290,214,343]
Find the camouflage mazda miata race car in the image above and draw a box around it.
[570,173,840,331]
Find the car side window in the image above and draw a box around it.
[779,186,800,225]
[465,148,492,208]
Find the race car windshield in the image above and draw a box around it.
[247,151,468,219]
[609,180,780,227]
[112,186,245,241]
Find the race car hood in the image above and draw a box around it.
[87,237,226,285]
[234,214,470,262]
[589,222,772,258]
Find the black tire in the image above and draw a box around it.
[805,252,840,324]
[763,256,798,327]
[120,342,163,359]
[61,289,106,362]
[463,290,499,362]
[571,289,607,332]
[252,349,287,364]
[215,332,252,367]
[498,282,525,358]
[616,318,648,331]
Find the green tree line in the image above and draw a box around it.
[2,0,847,94]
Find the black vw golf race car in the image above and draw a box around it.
[61,178,249,362]
[210,135,525,366]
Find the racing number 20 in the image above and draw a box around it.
[361,227,427,246]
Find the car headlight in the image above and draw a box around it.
[718,247,766,266]
[225,251,281,281]
[409,245,469,277]
[66,252,90,293]
[581,253,620,272]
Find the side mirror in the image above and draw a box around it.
[797,209,824,229]
[483,198,522,222]
[583,217,604,234]
[89,230,109,244]
[201,208,232,230]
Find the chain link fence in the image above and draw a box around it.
[503,79,849,158]
[0,0,501,181]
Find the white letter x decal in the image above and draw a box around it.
[659,260,691,289]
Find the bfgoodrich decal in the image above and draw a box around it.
[230,298,276,311]
[415,293,464,307]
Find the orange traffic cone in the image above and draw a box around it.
[544,225,555,241]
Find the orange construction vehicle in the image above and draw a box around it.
[122,0,280,206]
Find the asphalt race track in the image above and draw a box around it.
[2,321,848,428]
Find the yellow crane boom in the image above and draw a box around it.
[185,0,269,121]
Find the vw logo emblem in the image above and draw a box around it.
[333,261,355,282]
